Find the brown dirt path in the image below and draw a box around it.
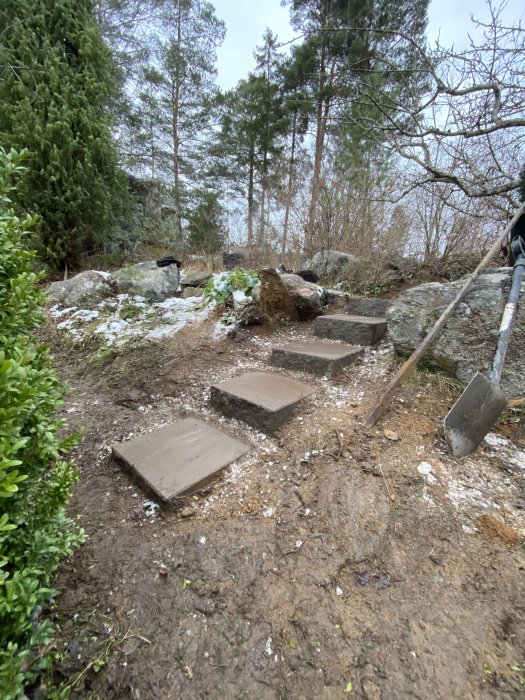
[46,314,525,699]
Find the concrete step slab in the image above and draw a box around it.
[346,296,390,317]
[112,417,249,501]
[271,340,363,377]
[315,313,387,345]
[211,371,315,432]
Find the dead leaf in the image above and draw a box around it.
[182,665,193,679]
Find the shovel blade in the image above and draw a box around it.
[444,372,507,457]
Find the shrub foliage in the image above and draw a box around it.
[0,148,83,697]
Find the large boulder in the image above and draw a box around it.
[280,273,323,320]
[305,250,361,282]
[387,267,525,397]
[252,270,322,321]
[48,270,111,306]
[112,261,180,301]
[180,271,212,288]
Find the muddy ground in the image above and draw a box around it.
[44,307,525,699]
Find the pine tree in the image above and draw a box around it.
[0,0,125,269]
[284,0,429,253]
[135,0,225,237]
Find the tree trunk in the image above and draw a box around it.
[171,2,183,239]
[305,57,335,256]
[247,140,255,248]
[282,108,297,258]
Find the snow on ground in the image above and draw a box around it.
[49,293,213,346]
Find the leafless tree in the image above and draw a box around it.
[350,1,524,212]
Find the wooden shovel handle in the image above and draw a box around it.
[363,202,525,429]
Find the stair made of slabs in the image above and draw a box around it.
[210,371,315,433]
[112,296,389,502]
[315,313,387,345]
[271,339,363,378]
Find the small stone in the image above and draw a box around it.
[362,678,382,700]
[194,598,216,615]
[180,506,194,518]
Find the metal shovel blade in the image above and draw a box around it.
[444,372,507,457]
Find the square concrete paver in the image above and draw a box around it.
[271,340,363,377]
[211,371,315,432]
[112,417,250,501]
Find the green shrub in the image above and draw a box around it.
[203,268,259,305]
[0,148,84,697]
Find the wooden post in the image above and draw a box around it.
[363,202,525,429]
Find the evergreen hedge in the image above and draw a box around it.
[0,0,126,270]
[0,148,83,697]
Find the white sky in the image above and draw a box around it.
[213,0,525,90]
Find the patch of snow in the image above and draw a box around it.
[508,450,525,470]
[232,289,249,308]
[72,309,99,322]
[417,462,433,476]
[142,500,159,517]
[56,318,75,330]
[484,432,511,448]
[265,637,273,657]
[51,306,78,318]
[95,319,135,345]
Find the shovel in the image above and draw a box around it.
[444,253,525,457]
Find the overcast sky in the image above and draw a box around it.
[213,0,525,90]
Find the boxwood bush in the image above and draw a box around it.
[0,148,83,697]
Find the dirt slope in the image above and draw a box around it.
[45,313,525,699]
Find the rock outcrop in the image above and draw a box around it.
[305,250,361,282]
[112,261,180,301]
[48,270,112,306]
[387,267,525,397]
[253,270,323,321]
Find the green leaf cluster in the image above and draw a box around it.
[0,149,84,698]
[203,268,259,305]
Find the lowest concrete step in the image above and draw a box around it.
[315,313,387,345]
[211,371,315,433]
[112,417,249,501]
[271,339,363,377]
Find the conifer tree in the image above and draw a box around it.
[284,0,429,252]
[136,0,225,238]
[0,0,125,269]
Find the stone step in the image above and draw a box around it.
[271,340,363,378]
[315,313,387,345]
[211,371,315,433]
[112,417,250,501]
[346,296,390,317]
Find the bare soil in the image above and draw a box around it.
[44,308,525,699]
